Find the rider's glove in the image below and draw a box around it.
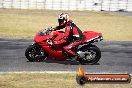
[47,39,54,46]
[48,27,55,31]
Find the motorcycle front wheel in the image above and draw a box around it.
[25,44,47,62]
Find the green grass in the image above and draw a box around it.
[0,73,131,88]
[0,9,132,41]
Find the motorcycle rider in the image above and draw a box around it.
[50,13,85,57]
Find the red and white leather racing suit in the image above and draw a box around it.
[53,20,84,56]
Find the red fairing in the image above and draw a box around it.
[34,35,47,43]
[41,46,65,60]
[34,31,66,60]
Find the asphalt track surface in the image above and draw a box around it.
[0,38,132,73]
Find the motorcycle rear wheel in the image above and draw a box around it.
[25,45,47,62]
[78,45,101,65]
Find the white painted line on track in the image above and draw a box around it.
[0,71,131,76]
[0,71,76,74]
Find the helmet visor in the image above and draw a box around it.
[58,18,64,25]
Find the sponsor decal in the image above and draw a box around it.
[76,66,131,85]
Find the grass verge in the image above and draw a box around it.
[0,9,132,41]
[0,73,131,88]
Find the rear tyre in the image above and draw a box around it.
[25,44,47,62]
[78,45,101,65]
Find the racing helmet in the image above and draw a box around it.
[58,13,69,26]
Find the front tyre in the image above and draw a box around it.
[25,45,47,62]
[78,45,101,65]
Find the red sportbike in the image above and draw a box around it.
[25,28,103,65]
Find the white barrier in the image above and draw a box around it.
[0,0,132,11]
